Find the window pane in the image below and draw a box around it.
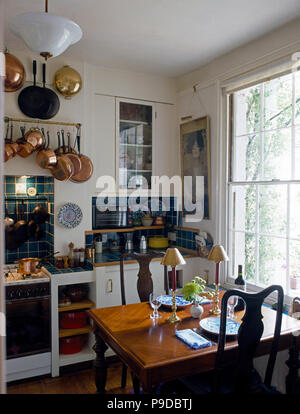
[231,231,256,283]
[295,71,300,126]
[232,134,260,181]
[259,185,287,235]
[295,126,300,179]
[290,184,300,239]
[290,240,300,294]
[234,85,261,136]
[231,185,256,232]
[245,233,256,283]
[263,128,291,180]
[264,74,292,131]
[258,236,286,286]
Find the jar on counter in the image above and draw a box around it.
[74,249,80,267]
[79,248,85,266]
[56,256,64,269]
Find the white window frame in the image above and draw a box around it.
[223,68,300,306]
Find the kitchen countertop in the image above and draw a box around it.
[42,261,94,275]
[93,247,198,267]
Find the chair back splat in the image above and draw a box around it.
[214,285,283,393]
[120,251,169,305]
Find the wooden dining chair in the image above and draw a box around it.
[119,250,169,391]
[160,285,284,394]
[286,297,300,394]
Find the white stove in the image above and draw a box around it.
[4,264,51,382]
[4,265,50,285]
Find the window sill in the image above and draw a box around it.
[223,279,294,311]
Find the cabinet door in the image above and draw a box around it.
[116,98,154,190]
[96,266,121,308]
[154,103,179,179]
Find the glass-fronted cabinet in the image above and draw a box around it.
[117,99,154,190]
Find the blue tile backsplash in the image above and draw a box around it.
[89,196,198,251]
[4,175,54,264]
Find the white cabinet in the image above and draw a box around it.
[50,271,96,377]
[154,103,179,179]
[95,257,200,309]
[113,97,177,192]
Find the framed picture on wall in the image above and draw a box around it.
[180,116,211,220]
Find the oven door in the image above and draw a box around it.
[6,296,51,359]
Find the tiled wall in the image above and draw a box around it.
[4,175,54,264]
[88,196,200,251]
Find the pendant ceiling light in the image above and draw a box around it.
[9,0,82,60]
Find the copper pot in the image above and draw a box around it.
[24,128,44,150]
[36,130,57,169]
[17,127,34,158]
[4,122,15,162]
[18,258,41,275]
[5,52,26,93]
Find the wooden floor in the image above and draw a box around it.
[7,362,133,394]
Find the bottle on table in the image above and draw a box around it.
[234,264,246,311]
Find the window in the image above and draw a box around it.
[227,70,300,296]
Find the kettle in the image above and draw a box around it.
[139,235,147,252]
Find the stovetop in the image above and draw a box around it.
[4,266,50,285]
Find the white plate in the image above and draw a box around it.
[199,317,240,336]
[57,203,83,229]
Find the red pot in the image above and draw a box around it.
[60,311,87,329]
[60,335,86,355]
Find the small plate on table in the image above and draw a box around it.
[199,317,240,336]
[157,295,192,309]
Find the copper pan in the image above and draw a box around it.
[49,131,74,181]
[36,130,57,169]
[61,130,82,175]
[70,128,93,183]
[4,122,14,162]
[22,127,43,150]
[17,126,34,158]
[5,51,26,93]
[8,122,19,156]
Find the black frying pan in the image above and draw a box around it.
[18,61,60,119]
[39,63,60,119]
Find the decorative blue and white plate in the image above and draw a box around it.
[157,295,192,309]
[57,203,83,229]
[200,317,240,336]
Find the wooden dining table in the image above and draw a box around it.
[87,293,300,394]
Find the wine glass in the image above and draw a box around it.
[227,296,238,319]
[149,292,162,319]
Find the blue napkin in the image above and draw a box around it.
[175,329,212,349]
[198,298,212,305]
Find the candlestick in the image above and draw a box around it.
[167,289,181,323]
[215,262,219,285]
[209,283,221,315]
[171,266,176,291]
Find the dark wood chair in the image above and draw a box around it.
[119,250,169,391]
[286,297,300,394]
[160,285,284,394]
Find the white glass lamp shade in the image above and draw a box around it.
[10,12,82,58]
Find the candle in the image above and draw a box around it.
[215,262,220,285]
[172,266,176,291]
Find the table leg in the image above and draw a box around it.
[92,327,108,394]
[131,372,141,395]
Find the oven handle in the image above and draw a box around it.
[6,295,50,304]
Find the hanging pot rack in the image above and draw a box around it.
[4,116,81,129]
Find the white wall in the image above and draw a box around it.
[4,50,176,256]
